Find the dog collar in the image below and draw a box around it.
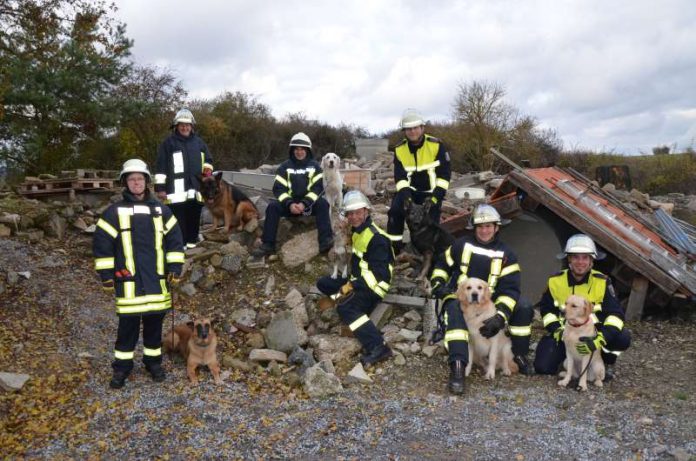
[567,317,591,327]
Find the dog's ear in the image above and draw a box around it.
[423,199,433,214]
[456,282,467,303]
[186,321,195,330]
[483,283,492,303]
[584,299,593,317]
[213,171,223,182]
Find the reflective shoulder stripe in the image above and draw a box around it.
[275,175,289,187]
[499,263,520,277]
[96,218,118,238]
[604,315,624,330]
[95,257,115,270]
[154,174,167,185]
[395,180,410,191]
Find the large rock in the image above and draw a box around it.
[264,310,308,353]
[221,254,244,274]
[281,230,319,268]
[303,363,343,398]
[230,308,257,328]
[288,346,316,376]
[0,372,30,391]
[220,240,249,257]
[249,348,287,363]
[308,334,361,364]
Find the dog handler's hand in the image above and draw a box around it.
[431,282,450,300]
[336,282,354,305]
[479,313,506,338]
[102,279,115,294]
[576,332,606,355]
[553,326,564,343]
[167,273,181,287]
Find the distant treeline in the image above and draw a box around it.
[2,1,694,195]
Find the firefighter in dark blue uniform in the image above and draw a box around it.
[534,234,631,380]
[387,109,451,253]
[94,159,185,389]
[154,108,213,249]
[316,190,394,367]
[252,132,333,257]
[430,205,534,394]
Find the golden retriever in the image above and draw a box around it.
[558,294,605,391]
[457,278,518,379]
[162,317,223,385]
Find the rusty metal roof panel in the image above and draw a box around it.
[507,166,696,297]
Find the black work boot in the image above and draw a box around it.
[448,360,466,395]
[146,362,166,383]
[513,354,534,376]
[360,344,393,368]
[603,364,614,382]
[109,370,129,389]
[251,243,275,258]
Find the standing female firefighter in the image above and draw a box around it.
[93,159,185,389]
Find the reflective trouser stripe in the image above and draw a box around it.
[143,347,161,357]
[444,329,469,351]
[509,325,531,336]
[349,314,370,331]
[95,257,115,270]
[114,350,134,360]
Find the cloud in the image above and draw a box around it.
[115,0,696,153]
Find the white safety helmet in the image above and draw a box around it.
[399,108,425,129]
[172,108,196,126]
[289,132,312,150]
[471,204,502,226]
[119,158,151,183]
[559,233,605,260]
[342,190,372,213]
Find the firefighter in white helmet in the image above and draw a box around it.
[430,204,534,394]
[534,234,631,380]
[315,190,394,367]
[252,132,333,257]
[94,159,184,389]
[387,108,451,254]
[154,108,214,249]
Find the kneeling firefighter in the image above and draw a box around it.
[316,190,394,367]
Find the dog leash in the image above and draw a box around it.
[575,349,595,391]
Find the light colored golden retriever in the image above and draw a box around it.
[558,294,605,391]
[457,278,518,379]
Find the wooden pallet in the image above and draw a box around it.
[18,178,117,196]
[60,169,119,179]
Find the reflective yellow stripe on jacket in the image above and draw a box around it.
[395,135,447,192]
[351,225,393,298]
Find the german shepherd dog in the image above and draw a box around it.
[405,199,454,284]
[162,318,223,385]
[200,171,259,233]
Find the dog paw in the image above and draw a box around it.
[485,371,495,380]
[594,380,603,388]
[576,385,588,392]
[557,379,569,387]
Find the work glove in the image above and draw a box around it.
[430,282,451,300]
[167,273,181,287]
[479,313,506,338]
[552,326,564,343]
[336,282,355,305]
[576,332,606,355]
[102,279,115,294]
[399,189,413,213]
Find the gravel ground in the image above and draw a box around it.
[2,236,696,460]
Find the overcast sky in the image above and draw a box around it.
[115,0,696,154]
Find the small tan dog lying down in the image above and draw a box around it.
[162,318,222,385]
[558,294,605,391]
[457,277,518,379]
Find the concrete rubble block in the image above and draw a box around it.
[222,356,252,372]
[370,303,393,329]
[281,230,319,268]
[393,351,406,366]
[308,334,361,364]
[264,275,275,296]
[0,224,11,238]
[230,308,257,328]
[221,254,244,274]
[179,283,197,297]
[245,332,265,349]
[285,288,304,309]
[394,328,422,343]
[403,309,422,322]
[393,343,412,355]
[422,344,440,357]
[0,372,30,392]
[347,363,373,384]
[248,348,287,364]
[292,302,309,328]
[265,310,308,353]
[317,359,335,375]
[303,363,343,398]
[219,240,249,257]
[477,171,495,182]
[71,217,88,231]
[381,324,401,344]
[288,346,316,376]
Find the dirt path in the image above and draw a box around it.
[1,236,695,460]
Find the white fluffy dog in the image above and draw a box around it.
[321,152,343,217]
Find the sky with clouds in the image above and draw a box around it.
[115,0,696,154]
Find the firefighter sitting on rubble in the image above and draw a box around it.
[93,159,185,389]
[316,190,394,367]
[430,204,534,394]
[252,132,333,257]
[534,234,631,380]
[386,108,451,254]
